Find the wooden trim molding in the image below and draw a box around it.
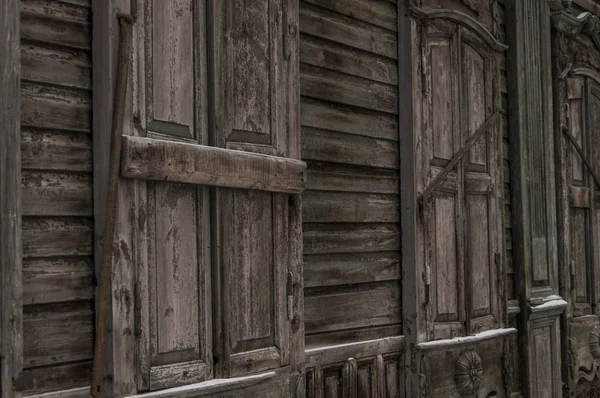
[0,0,22,396]
[121,136,307,194]
[408,3,508,51]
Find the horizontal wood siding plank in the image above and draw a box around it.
[23,301,94,367]
[301,64,398,114]
[300,35,397,85]
[304,251,400,288]
[301,98,398,140]
[21,0,91,49]
[300,4,397,59]
[305,281,401,333]
[21,129,92,172]
[23,257,94,305]
[307,165,399,194]
[303,191,399,223]
[16,362,92,393]
[301,0,397,31]
[22,171,93,216]
[121,136,307,193]
[22,218,93,258]
[303,223,400,254]
[21,44,91,89]
[302,127,398,169]
[21,82,91,132]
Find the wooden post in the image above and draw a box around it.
[506,1,567,396]
[398,1,419,396]
[0,0,22,396]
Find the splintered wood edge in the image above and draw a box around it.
[121,136,307,194]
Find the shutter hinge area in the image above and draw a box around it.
[287,273,294,320]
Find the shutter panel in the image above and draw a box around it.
[212,0,301,378]
[131,0,213,391]
[421,19,502,339]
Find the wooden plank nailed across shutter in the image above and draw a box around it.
[121,136,306,194]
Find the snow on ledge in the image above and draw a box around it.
[417,328,517,351]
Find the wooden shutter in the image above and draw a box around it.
[421,19,502,340]
[211,0,301,379]
[130,0,213,391]
[116,0,303,392]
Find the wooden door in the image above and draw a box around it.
[103,0,305,395]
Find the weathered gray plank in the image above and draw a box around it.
[21,0,91,49]
[23,301,94,367]
[305,281,401,333]
[302,127,398,169]
[21,82,91,132]
[22,218,93,258]
[300,4,397,59]
[22,171,93,216]
[303,191,399,223]
[306,164,398,194]
[149,361,207,391]
[23,257,94,305]
[303,223,400,254]
[301,63,398,114]
[1,0,22,391]
[302,0,397,31]
[21,129,92,172]
[121,136,307,194]
[304,251,400,288]
[21,44,91,90]
[15,362,92,394]
[300,34,397,85]
[301,98,398,141]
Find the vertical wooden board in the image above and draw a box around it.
[229,189,275,353]
[591,92,600,172]
[151,0,194,130]
[231,0,270,135]
[532,327,553,398]
[430,39,453,160]
[463,43,487,167]
[154,182,200,354]
[570,98,584,182]
[384,359,399,398]
[571,209,588,303]
[467,195,491,314]
[434,197,458,319]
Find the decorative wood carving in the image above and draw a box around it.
[454,350,484,396]
[553,9,600,51]
[461,0,479,13]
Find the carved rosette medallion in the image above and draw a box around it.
[589,326,600,359]
[454,350,484,396]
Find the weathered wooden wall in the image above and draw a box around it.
[17,0,94,394]
[299,1,405,396]
[300,0,402,349]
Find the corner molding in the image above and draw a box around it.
[409,5,508,52]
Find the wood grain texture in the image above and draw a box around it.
[18,0,94,393]
[1,0,22,393]
[23,301,94,367]
[121,136,307,194]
